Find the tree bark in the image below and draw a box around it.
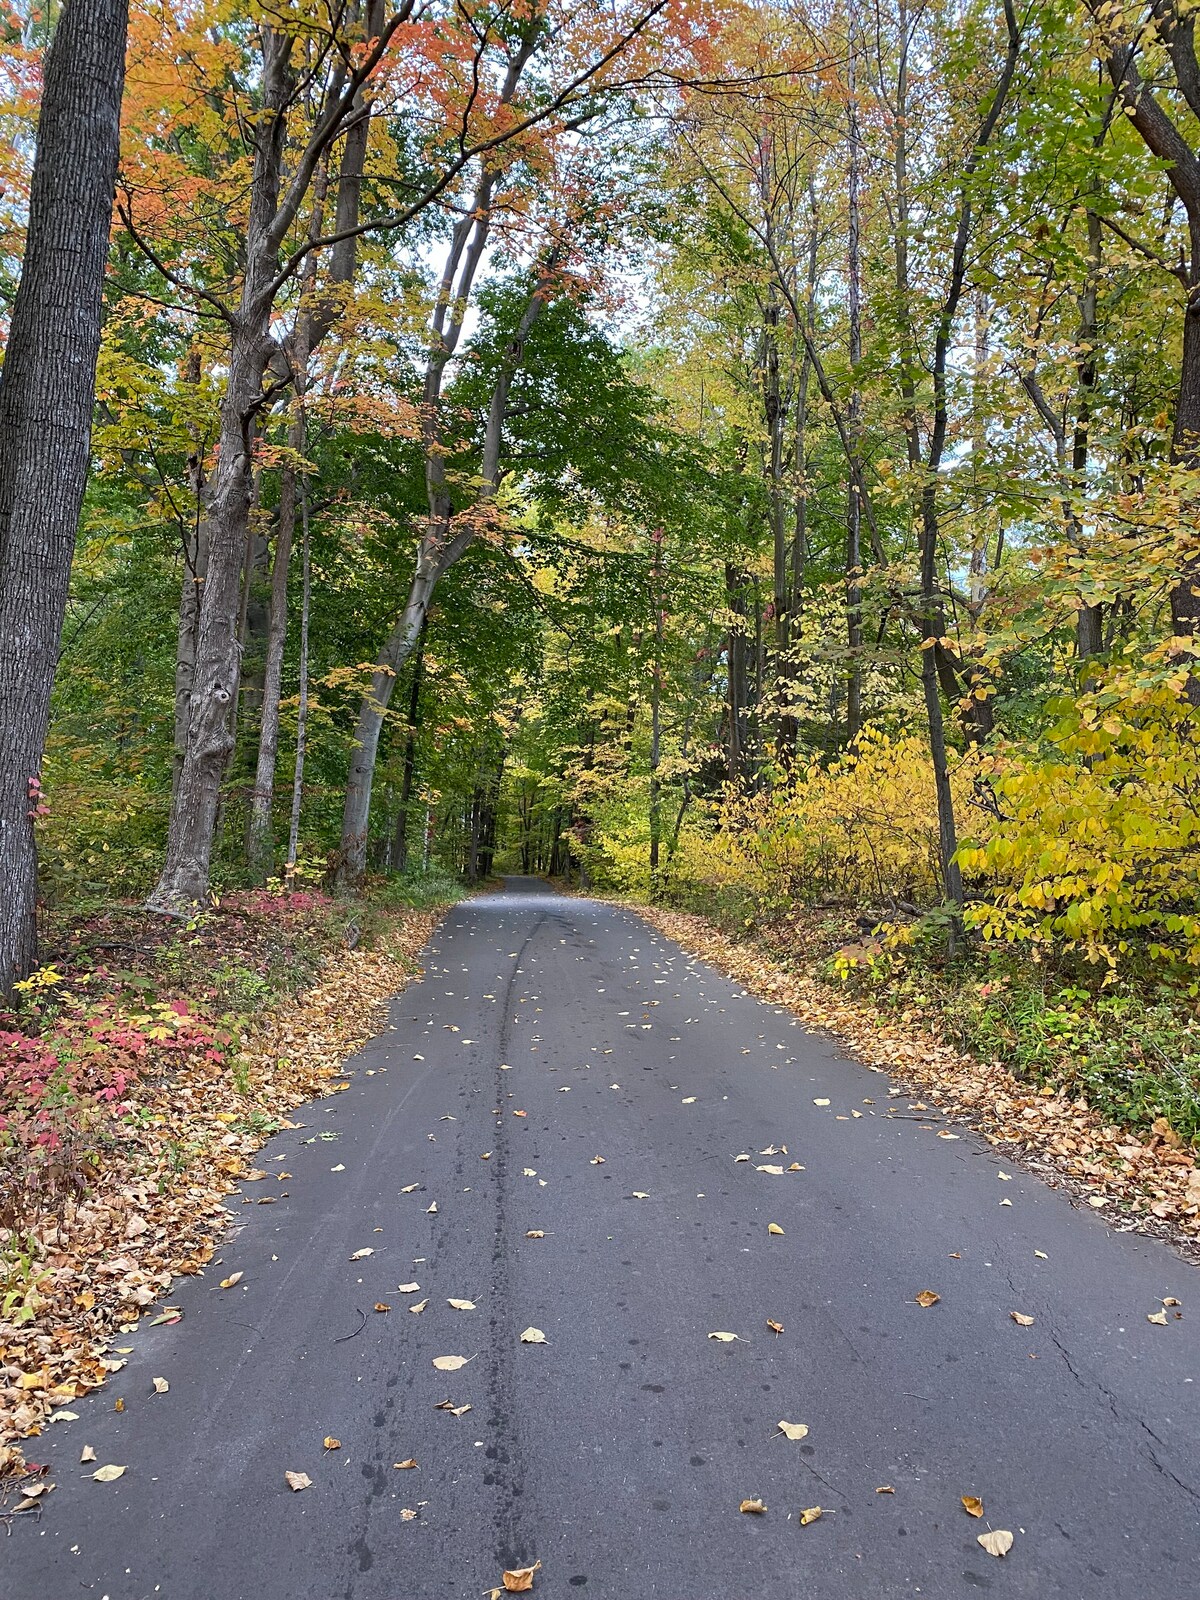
[0,0,128,994]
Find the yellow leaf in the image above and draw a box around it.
[409,1299,428,1314]
[285,1471,312,1491]
[520,1327,547,1344]
[1010,1312,1035,1327]
[526,1230,545,1239]
[401,1184,420,1193]
[375,1303,391,1313]
[397,1282,421,1293]
[80,1445,97,1463]
[768,1223,784,1236]
[914,1290,940,1308]
[92,1464,126,1483]
[448,1298,477,1311]
[961,1495,984,1518]
[766,1319,784,1334]
[219,1272,243,1290]
[502,1560,541,1592]
[799,1506,823,1525]
[777,1421,809,1441]
[632,1192,650,1200]
[977,1529,1014,1557]
[393,1458,418,1469]
[323,1437,341,1451]
[708,1331,739,1342]
[739,1498,767,1513]
[151,1377,169,1394]
[876,1485,894,1494]
[432,1354,473,1370]
[1147,1309,1168,1325]
[350,1248,374,1260]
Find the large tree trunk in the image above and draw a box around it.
[0,0,128,995]
[147,32,294,912]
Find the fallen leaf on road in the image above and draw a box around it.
[520,1327,547,1344]
[502,1561,541,1591]
[1034,1250,1048,1259]
[777,1421,808,1440]
[401,1184,420,1194]
[219,1272,243,1290]
[768,1223,784,1236]
[409,1299,428,1313]
[48,1408,80,1422]
[400,1507,418,1520]
[526,1230,544,1239]
[1163,1296,1181,1307]
[513,1111,527,1118]
[350,1248,374,1260]
[876,1485,894,1494]
[393,1458,417,1469]
[114,1398,125,1412]
[433,1355,473,1370]
[682,1097,696,1104]
[735,1153,750,1162]
[632,1192,649,1199]
[331,1164,345,1173]
[813,1098,830,1107]
[756,1165,784,1175]
[92,1465,127,1483]
[375,1303,391,1313]
[739,1498,766,1513]
[914,1290,940,1308]
[323,1437,341,1450]
[523,1168,538,1177]
[977,1529,1014,1557]
[1010,1312,1035,1327]
[788,1162,804,1171]
[759,1145,779,1155]
[426,1203,438,1214]
[499,1561,544,1587]
[999,1198,1012,1207]
[80,1445,96,1462]
[767,1319,784,1334]
[151,1377,169,1394]
[590,1156,605,1164]
[398,1281,421,1292]
[799,1506,823,1525]
[708,1331,739,1342]
[245,1169,268,1182]
[961,1495,984,1518]
[481,1152,492,1159]
[1147,1310,1168,1325]
[448,1298,477,1311]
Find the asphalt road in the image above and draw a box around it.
[8,877,1200,1599]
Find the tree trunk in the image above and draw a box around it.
[247,418,301,878]
[0,0,128,994]
[286,465,312,869]
[390,628,425,872]
[147,30,295,913]
[845,11,863,746]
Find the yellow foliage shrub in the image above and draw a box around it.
[961,671,1200,965]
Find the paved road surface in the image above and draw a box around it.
[8,878,1200,1598]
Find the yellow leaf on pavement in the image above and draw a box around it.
[978,1530,1014,1557]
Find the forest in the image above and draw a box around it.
[4,2,1200,1577]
